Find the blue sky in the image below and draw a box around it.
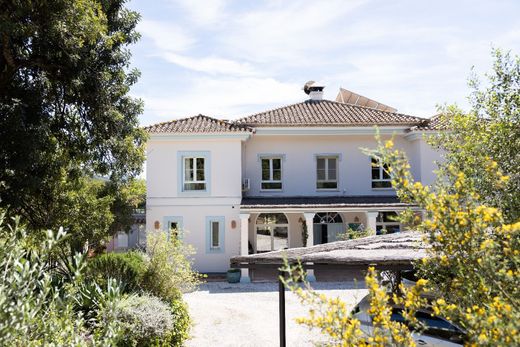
[128,0,520,126]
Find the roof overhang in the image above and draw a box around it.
[240,196,419,213]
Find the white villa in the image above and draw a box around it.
[144,84,445,281]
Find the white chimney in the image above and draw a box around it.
[303,81,325,101]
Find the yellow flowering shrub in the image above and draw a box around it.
[283,263,427,347]
[284,134,519,346]
[368,135,520,346]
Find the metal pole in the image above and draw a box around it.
[278,269,286,347]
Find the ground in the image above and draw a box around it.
[183,281,368,347]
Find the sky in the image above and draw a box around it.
[127,0,520,126]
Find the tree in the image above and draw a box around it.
[0,1,146,239]
[286,50,520,346]
[431,49,520,223]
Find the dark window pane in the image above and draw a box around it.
[372,181,392,188]
[382,212,398,222]
[262,169,270,180]
[196,157,205,170]
[317,158,325,170]
[196,168,205,181]
[317,181,337,189]
[272,158,281,170]
[184,182,206,191]
[317,169,326,180]
[382,169,391,179]
[272,169,281,180]
[261,159,270,171]
[372,168,381,179]
[262,182,282,190]
[211,221,219,248]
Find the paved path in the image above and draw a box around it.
[183,281,368,347]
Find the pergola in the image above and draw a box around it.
[230,231,428,347]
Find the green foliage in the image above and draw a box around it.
[143,231,204,301]
[0,0,147,245]
[431,49,520,223]
[368,132,520,345]
[169,298,192,347]
[0,213,122,346]
[112,294,174,347]
[337,227,371,241]
[87,251,148,294]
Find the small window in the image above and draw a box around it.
[317,156,338,189]
[184,157,206,191]
[371,157,392,189]
[261,157,282,190]
[211,221,220,249]
[376,211,400,234]
[206,217,224,253]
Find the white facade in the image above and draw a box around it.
[146,125,442,275]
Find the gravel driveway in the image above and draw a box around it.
[183,281,368,347]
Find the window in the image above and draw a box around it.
[163,216,183,240]
[184,157,206,191]
[317,156,338,189]
[206,217,225,253]
[255,213,288,252]
[210,221,220,249]
[261,157,282,190]
[376,211,400,234]
[371,157,392,188]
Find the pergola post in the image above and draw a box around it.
[239,213,251,283]
[303,212,316,282]
[365,211,379,235]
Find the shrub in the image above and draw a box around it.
[87,251,147,294]
[143,231,203,301]
[0,214,122,346]
[169,297,191,347]
[113,294,174,347]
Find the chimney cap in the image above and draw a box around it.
[303,80,325,95]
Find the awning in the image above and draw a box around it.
[230,231,427,347]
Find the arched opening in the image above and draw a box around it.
[313,212,344,245]
[255,213,289,253]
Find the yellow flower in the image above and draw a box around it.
[385,140,394,148]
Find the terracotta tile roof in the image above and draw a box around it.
[235,100,426,127]
[144,114,253,133]
[409,114,450,131]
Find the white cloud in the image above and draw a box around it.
[137,19,195,52]
[140,77,304,125]
[162,53,259,76]
[168,0,227,26]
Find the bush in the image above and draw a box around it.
[169,297,191,347]
[143,231,203,301]
[0,214,122,346]
[87,251,147,294]
[113,294,174,347]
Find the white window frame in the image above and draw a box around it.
[316,156,339,190]
[183,156,206,191]
[206,216,225,253]
[371,157,392,189]
[260,157,283,191]
[255,213,289,252]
